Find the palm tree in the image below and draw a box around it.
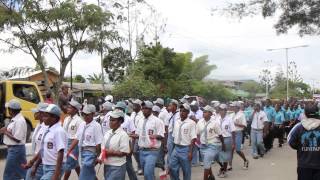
[87,73,107,84]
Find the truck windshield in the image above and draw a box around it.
[13,84,40,104]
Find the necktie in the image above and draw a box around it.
[204,120,211,145]
[32,125,42,153]
[105,132,116,149]
[133,113,138,127]
[170,112,177,132]
[65,116,74,133]
[40,129,50,158]
[79,125,89,147]
[177,121,186,144]
[141,118,148,143]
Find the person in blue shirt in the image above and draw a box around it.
[263,99,276,152]
[273,104,285,147]
[243,102,254,146]
[283,103,293,139]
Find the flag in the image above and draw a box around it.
[68,152,78,161]
[159,171,167,180]
[100,149,108,161]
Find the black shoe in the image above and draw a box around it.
[279,144,283,147]
[208,175,215,180]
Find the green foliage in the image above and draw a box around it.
[219,0,320,36]
[239,81,264,98]
[103,47,132,82]
[64,75,86,83]
[87,73,107,84]
[112,72,158,99]
[114,43,232,101]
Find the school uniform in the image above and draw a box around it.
[101,111,112,135]
[251,111,268,157]
[3,113,28,180]
[63,114,83,171]
[121,115,138,180]
[40,122,67,180]
[159,107,169,123]
[273,111,285,146]
[164,111,180,165]
[136,114,165,180]
[130,111,143,171]
[264,106,276,150]
[26,123,47,180]
[77,120,103,180]
[196,118,222,170]
[189,109,203,165]
[101,128,130,180]
[233,111,247,152]
[170,118,197,180]
[217,115,236,163]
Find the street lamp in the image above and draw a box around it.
[267,45,309,101]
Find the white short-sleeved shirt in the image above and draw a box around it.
[42,123,67,166]
[196,118,222,145]
[76,120,103,147]
[121,115,136,133]
[100,128,130,166]
[136,114,165,148]
[63,114,83,139]
[101,111,112,135]
[233,111,247,131]
[251,111,269,130]
[217,116,236,138]
[159,107,169,123]
[3,113,27,145]
[165,111,180,133]
[32,123,48,154]
[173,118,197,146]
[189,109,203,121]
[130,111,144,128]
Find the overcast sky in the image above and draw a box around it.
[1,0,319,87]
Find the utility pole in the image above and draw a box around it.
[264,60,272,99]
[267,45,308,101]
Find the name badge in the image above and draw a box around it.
[184,129,188,134]
[209,128,213,133]
[225,125,229,130]
[38,134,42,141]
[47,142,53,149]
[148,129,154,135]
[86,135,92,141]
[71,126,75,130]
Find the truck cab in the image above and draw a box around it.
[0,80,43,143]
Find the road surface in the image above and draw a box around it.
[0,142,297,180]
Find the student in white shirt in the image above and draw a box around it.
[101,101,114,135]
[169,103,197,180]
[197,105,225,180]
[189,101,203,167]
[251,103,268,159]
[229,102,249,171]
[114,101,137,180]
[216,104,236,178]
[68,104,103,180]
[154,98,169,123]
[97,110,130,180]
[39,104,67,180]
[165,99,180,167]
[23,103,49,180]
[134,101,165,180]
[63,100,83,180]
[130,99,143,174]
[0,99,28,180]
[152,105,166,170]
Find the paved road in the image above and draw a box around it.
[0,142,297,180]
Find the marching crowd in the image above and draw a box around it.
[0,88,314,180]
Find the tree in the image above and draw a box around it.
[217,0,320,36]
[259,68,273,97]
[103,47,132,82]
[240,80,264,98]
[64,75,86,83]
[0,0,51,90]
[87,73,107,84]
[0,66,34,80]
[0,0,119,96]
[288,61,302,83]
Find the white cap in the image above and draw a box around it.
[170,99,179,106]
[32,102,49,113]
[82,104,96,114]
[5,99,21,110]
[133,99,142,106]
[180,103,191,111]
[43,104,62,117]
[190,100,198,106]
[219,104,228,110]
[69,100,82,110]
[105,95,113,102]
[102,101,113,111]
[142,101,153,109]
[152,105,161,113]
[154,98,164,106]
[183,95,190,99]
[203,105,214,113]
[110,110,125,119]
